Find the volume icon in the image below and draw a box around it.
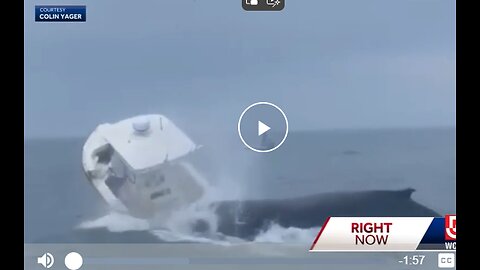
[37,253,54,269]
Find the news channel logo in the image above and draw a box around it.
[445,214,456,241]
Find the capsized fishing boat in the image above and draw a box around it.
[82,114,207,218]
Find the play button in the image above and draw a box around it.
[258,121,271,136]
[238,102,288,153]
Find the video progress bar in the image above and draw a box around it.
[85,257,388,265]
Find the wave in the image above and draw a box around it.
[254,224,320,243]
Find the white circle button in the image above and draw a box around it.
[65,252,83,270]
[238,102,288,152]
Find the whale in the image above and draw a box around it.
[35,188,440,243]
[206,188,440,240]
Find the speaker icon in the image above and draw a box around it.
[37,253,54,268]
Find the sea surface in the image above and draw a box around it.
[24,127,455,244]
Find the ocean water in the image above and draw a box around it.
[24,127,455,244]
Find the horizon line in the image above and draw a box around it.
[24,125,455,141]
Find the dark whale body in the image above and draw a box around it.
[34,188,440,243]
[211,188,440,240]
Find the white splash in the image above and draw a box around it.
[77,212,150,232]
[254,223,320,243]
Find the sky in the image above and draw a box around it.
[24,0,456,138]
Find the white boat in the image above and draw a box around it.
[82,114,207,219]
